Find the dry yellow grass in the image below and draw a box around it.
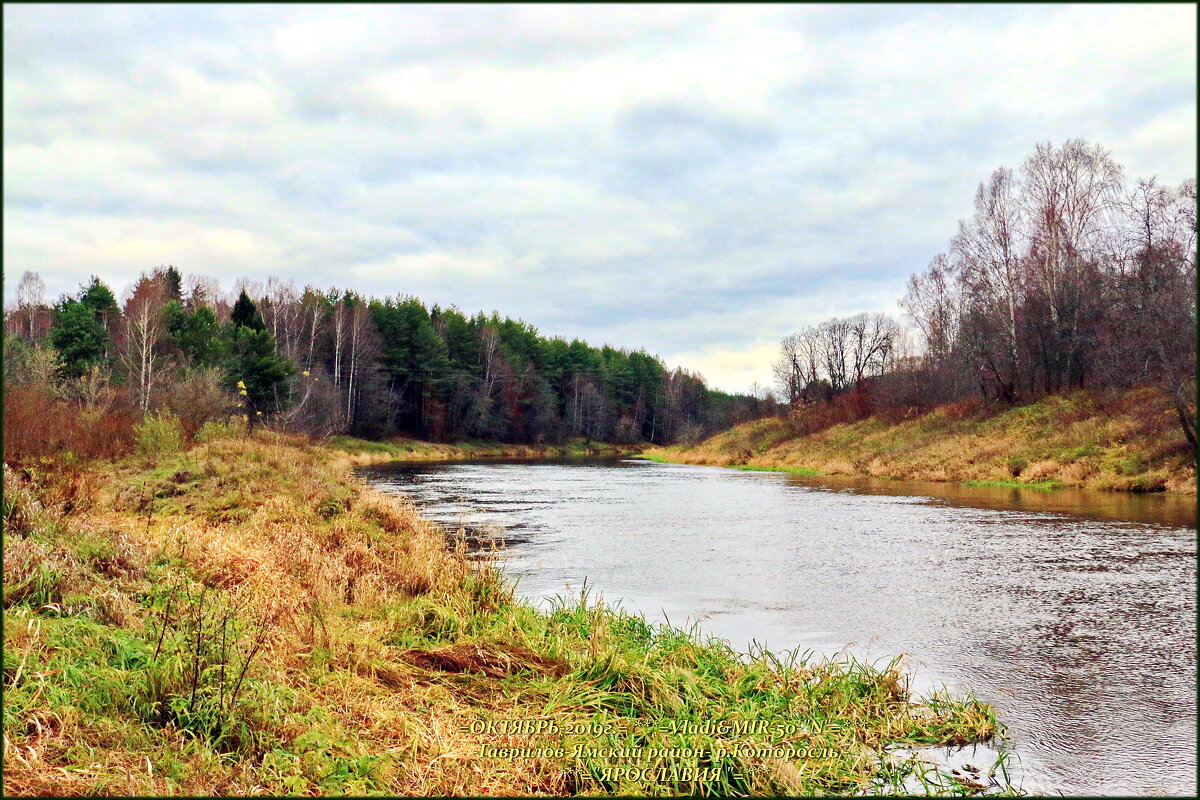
[648,387,1196,494]
[3,432,541,796]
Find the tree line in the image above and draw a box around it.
[773,140,1197,450]
[4,268,769,454]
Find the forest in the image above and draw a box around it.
[772,140,1197,452]
[4,266,770,463]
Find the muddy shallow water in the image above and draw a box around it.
[360,458,1197,796]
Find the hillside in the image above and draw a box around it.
[645,388,1196,494]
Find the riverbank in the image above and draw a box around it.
[3,430,1004,796]
[325,435,635,466]
[644,388,1196,494]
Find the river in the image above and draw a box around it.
[359,457,1197,796]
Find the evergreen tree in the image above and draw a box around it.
[230,290,266,331]
[370,296,451,436]
[157,266,184,303]
[225,291,292,415]
[79,276,119,319]
[227,326,294,414]
[49,299,108,378]
[49,277,118,378]
[165,301,224,368]
[437,307,480,370]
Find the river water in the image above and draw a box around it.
[359,457,1197,796]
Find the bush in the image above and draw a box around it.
[161,368,234,438]
[194,419,243,444]
[3,383,137,465]
[134,411,185,457]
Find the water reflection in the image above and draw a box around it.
[360,457,1197,796]
[772,470,1195,528]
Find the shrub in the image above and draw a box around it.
[315,496,348,519]
[161,368,234,438]
[4,383,136,465]
[194,419,243,444]
[134,411,184,457]
[135,568,282,753]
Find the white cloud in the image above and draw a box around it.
[351,251,502,282]
[666,342,783,395]
[3,3,1194,391]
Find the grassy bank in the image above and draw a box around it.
[325,435,634,467]
[645,388,1196,494]
[4,430,1006,796]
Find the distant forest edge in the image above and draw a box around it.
[4,267,771,462]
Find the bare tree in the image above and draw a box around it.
[902,253,961,364]
[260,277,305,364]
[120,272,171,413]
[298,287,326,372]
[1101,178,1198,449]
[775,313,899,407]
[1021,140,1124,391]
[15,271,47,342]
[847,312,901,386]
[471,324,509,437]
[185,273,223,308]
[952,167,1025,399]
[344,300,376,425]
[772,332,807,407]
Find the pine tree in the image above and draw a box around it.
[227,326,294,414]
[225,290,292,415]
[166,302,224,369]
[49,277,118,378]
[158,266,184,303]
[49,299,109,378]
[230,290,266,331]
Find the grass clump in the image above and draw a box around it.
[733,464,822,476]
[963,479,1062,491]
[134,411,185,458]
[193,419,244,444]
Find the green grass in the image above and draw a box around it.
[732,464,821,476]
[374,584,1012,796]
[962,479,1062,491]
[631,455,822,477]
[325,434,414,455]
[4,584,1013,796]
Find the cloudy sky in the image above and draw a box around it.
[4,4,1195,393]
